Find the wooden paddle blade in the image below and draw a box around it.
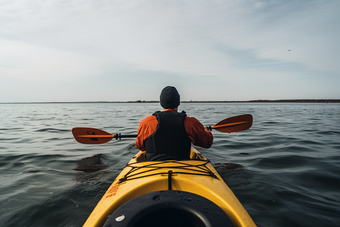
[72,127,114,144]
[211,114,253,133]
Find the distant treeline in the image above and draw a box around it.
[1,99,339,104]
[133,99,340,103]
[178,99,339,103]
[247,99,340,103]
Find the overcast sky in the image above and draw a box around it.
[1,0,339,102]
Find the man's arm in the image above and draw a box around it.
[135,115,158,151]
[184,117,213,148]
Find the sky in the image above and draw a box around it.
[1,0,340,102]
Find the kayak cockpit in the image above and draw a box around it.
[103,190,234,227]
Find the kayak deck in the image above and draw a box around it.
[83,147,256,227]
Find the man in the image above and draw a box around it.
[135,86,213,161]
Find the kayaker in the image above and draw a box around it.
[135,86,213,161]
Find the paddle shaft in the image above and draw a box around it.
[78,134,138,139]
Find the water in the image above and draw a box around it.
[1,103,339,227]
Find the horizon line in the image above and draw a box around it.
[1,99,340,104]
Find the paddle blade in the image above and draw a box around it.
[211,114,253,133]
[72,127,114,144]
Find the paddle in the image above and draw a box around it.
[72,114,253,144]
[72,127,137,144]
[207,114,253,133]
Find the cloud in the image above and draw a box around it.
[0,0,339,101]
[0,39,101,80]
[2,1,339,73]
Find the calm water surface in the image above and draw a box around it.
[1,103,339,227]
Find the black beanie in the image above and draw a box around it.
[160,86,180,109]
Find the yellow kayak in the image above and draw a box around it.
[83,147,256,227]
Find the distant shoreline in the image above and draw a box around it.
[1,99,339,104]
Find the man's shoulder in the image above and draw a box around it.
[140,115,157,124]
[184,116,202,126]
[185,115,199,122]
